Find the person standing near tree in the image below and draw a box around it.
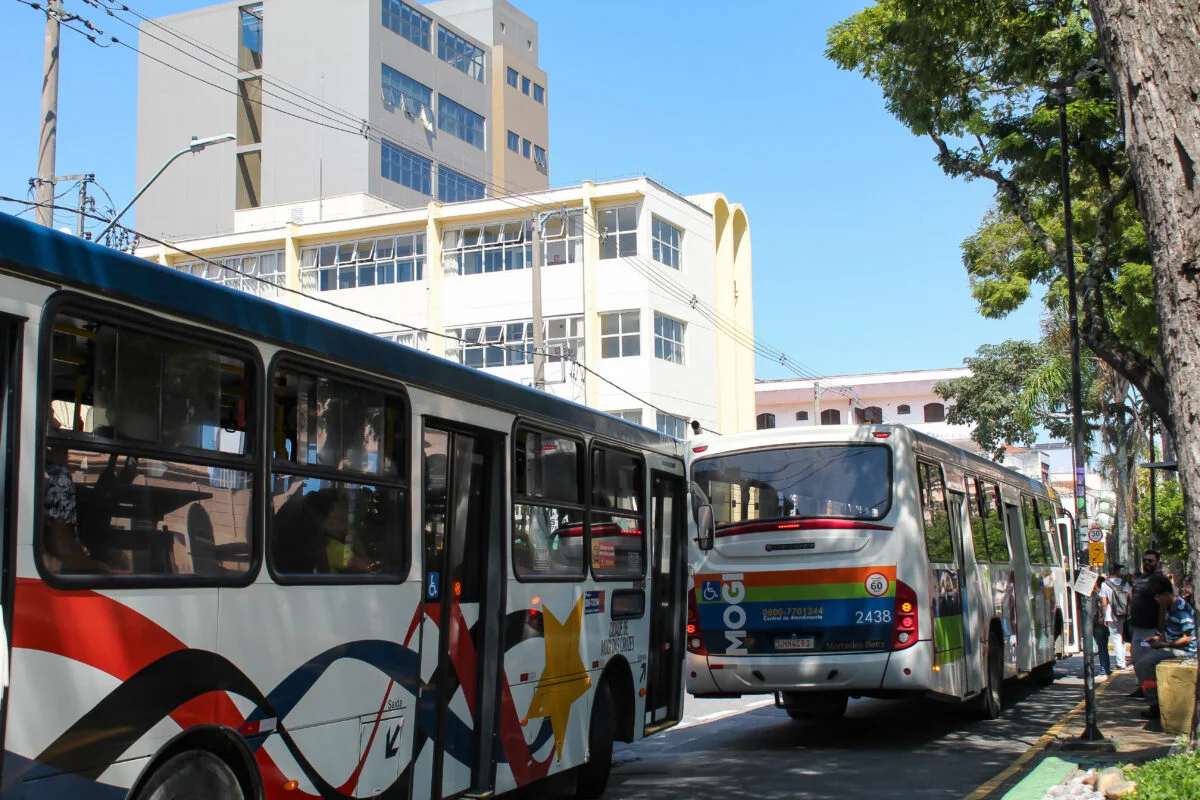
[1092,576,1112,679]
[1102,563,1131,671]
[1127,551,1165,696]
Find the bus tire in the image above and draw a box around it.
[575,683,616,799]
[1030,661,1055,685]
[136,750,244,800]
[973,630,1004,720]
[785,693,847,721]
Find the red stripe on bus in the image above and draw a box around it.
[695,565,897,587]
[715,519,892,538]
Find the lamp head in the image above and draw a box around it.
[188,133,236,153]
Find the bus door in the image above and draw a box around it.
[945,475,983,698]
[0,318,19,755]
[1002,494,1036,674]
[420,426,503,799]
[645,472,686,732]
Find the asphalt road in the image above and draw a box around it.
[595,656,1092,800]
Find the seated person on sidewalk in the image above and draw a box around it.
[1134,574,1196,723]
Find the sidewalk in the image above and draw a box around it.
[966,665,1178,799]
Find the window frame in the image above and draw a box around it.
[918,460,954,564]
[599,310,640,359]
[655,412,687,440]
[381,139,432,195]
[896,404,911,415]
[924,402,946,423]
[382,0,432,51]
[437,165,486,203]
[651,215,683,270]
[1021,495,1048,565]
[437,27,486,82]
[265,352,412,586]
[588,441,647,582]
[795,410,808,421]
[652,312,685,365]
[599,204,638,259]
[506,130,520,153]
[506,67,518,88]
[436,94,486,150]
[382,64,433,117]
[533,83,545,103]
[511,422,588,583]
[756,413,776,430]
[36,294,265,590]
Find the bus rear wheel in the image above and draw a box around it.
[784,693,848,721]
[972,630,1004,719]
[137,751,244,800]
[575,684,616,799]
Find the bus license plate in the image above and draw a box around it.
[775,636,815,651]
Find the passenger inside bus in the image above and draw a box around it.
[42,411,110,574]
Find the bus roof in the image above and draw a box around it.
[0,212,679,455]
[688,425,1054,498]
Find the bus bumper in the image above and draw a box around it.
[686,641,936,696]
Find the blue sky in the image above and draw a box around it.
[0,0,1044,380]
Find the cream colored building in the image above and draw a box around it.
[139,178,756,436]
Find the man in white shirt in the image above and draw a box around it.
[1101,564,1130,671]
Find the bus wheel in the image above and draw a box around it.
[575,684,616,799]
[137,751,244,800]
[1030,661,1055,685]
[785,693,848,721]
[973,631,1004,719]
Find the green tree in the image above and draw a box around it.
[826,0,1171,437]
[1133,474,1187,566]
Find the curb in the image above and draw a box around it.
[962,675,1119,800]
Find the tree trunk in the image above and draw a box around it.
[1090,0,1200,748]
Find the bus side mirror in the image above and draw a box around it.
[696,504,715,551]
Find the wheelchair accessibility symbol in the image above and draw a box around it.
[701,581,721,602]
[427,571,440,600]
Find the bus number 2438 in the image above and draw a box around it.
[855,609,892,624]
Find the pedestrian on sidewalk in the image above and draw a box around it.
[1133,574,1196,731]
[1092,577,1112,679]
[1102,564,1130,671]
[1129,551,1164,666]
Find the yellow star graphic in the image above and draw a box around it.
[525,597,591,761]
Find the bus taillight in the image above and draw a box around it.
[687,588,707,655]
[892,580,919,651]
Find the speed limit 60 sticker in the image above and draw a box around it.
[864,572,890,597]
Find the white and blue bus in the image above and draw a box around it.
[686,426,1070,720]
[0,212,688,800]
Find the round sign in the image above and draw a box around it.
[864,572,889,597]
[1087,528,1105,543]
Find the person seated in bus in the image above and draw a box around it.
[319,490,375,574]
[43,414,110,574]
[1134,574,1196,731]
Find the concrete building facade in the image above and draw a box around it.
[139,178,757,436]
[136,0,549,241]
[754,368,975,447]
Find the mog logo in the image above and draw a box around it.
[719,573,747,655]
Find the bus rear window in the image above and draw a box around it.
[693,445,891,527]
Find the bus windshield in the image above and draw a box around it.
[693,444,892,527]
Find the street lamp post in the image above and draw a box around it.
[1050,58,1108,745]
[96,133,235,242]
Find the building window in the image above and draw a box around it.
[437,27,485,82]
[300,233,426,292]
[651,216,682,269]
[238,3,263,71]
[382,64,432,117]
[820,409,841,425]
[379,330,428,351]
[437,95,485,149]
[600,205,637,259]
[506,66,518,88]
[600,311,640,358]
[382,0,431,51]
[446,315,582,368]
[533,83,545,103]
[237,77,263,145]
[438,166,485,203]
[443,221,532,275]
[507,130,520,153]
[521,75,531,95]
[855,406,883,424]
[796,410,809,421]
[541,211,583,265]
[236,150,261,209]
[656,412,687,440]
[653,313,684,364]
[522,138,531,158]
[176,250,286,297]
[924,402,946,423]
[381,140,432,194]
[533,145,547,170]
[610,410,642,425]
[897,404,911,415]
[756,413,776,430]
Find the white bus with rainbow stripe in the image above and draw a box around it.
[685,425,1070,720]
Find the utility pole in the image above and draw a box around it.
[35,0,62,228]
[813,382,823,425]
[54,174,94,238]
[530,209,570,391]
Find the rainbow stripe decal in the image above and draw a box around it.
[695,567,898,655]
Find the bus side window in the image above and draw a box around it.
[919,462,952,562]
[1036,498,1060,566]
[966,477,990,563]
[512,428,585,580]
[982,482,1011,562]
[1021,496,1046,565]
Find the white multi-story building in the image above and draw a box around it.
[753,368,974,447]
[138,178,757,436]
